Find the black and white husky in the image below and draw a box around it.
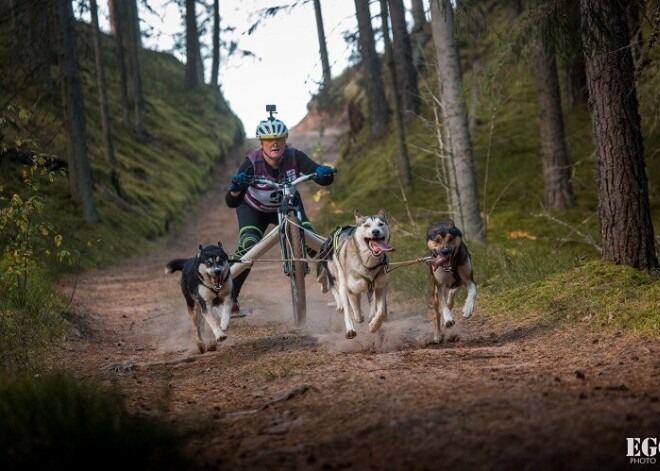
[317,210,395,339]
[165,243,233,353]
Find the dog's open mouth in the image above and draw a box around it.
[366,238,395,257]
[211,274,225,290]
[430,254,452,272]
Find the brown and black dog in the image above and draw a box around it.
[426,220,477,343]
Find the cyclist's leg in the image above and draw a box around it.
[295,199,318,257]
[232,203,271,302]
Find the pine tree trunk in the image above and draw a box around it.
[380,0,412,191]
[57,0,98,223]
[109,0,131,127]
[90,0,121,195]
[127,0,146,139]
[313,0,332,89]
[430,0,484,242]
[533,43,576,210]
[410,0,429,71]
[210,0,220,87]
[353,0,390,137]
[561,0,588,108]
[580,0,659,271]
[185,0,204,90]
[388,0,420,120]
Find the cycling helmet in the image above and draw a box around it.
[255,118,289,140]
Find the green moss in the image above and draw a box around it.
[482,261,660,334]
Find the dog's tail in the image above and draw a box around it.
[165,258,187,274]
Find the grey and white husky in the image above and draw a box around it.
[316,209,395,339]
[165,242,233,353]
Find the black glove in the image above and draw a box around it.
[315,165,336,180]
[229,172,250,193]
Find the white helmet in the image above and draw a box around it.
[255,118,289,140]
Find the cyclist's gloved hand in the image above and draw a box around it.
[229,172,250,193]
[315,165,335,180]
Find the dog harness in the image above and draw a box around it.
[244,146,300,213]
[326,225,389,291]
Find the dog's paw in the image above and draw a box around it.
[197,342,207,354]
[345,330,357,339]
[216,334,227,343]
[352,313,364,323]
[368,317,383,333]
[462,311,473,319]
[445,319,456,328]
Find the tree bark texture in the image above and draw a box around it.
[127,0,146,138]
[313,0,332,89]
[430,0,484,242]
[410,0,430,71]
[185,0,205,90]
[580,0,659,271]
[354,0,390,137]
[111,0,145,137]
[57,0,98,223]
[109,0,131,127]
[90,0,117,170]
[380,0,413,191]
[211,0,220,87]
[388,0,420,120]
[533,43,576,210]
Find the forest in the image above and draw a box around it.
[0,0,659,469]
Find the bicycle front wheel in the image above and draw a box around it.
[284,214,307,326]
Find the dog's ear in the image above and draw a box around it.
[451,226,463,238]
[217,241,223,249]
[354,209,363,222]
[377,208,387,220]
[197,245,203,258]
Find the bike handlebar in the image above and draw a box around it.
[249,167,337,189]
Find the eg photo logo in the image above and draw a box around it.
[627,438,658,464]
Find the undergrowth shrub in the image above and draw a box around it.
[0,373,190,469]
[0,106,73,373]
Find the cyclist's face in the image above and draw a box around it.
[261,137,286,165]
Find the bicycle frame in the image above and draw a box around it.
[229,171,331,326]
[229,174,326,279]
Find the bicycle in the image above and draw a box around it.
[229,170,336,327]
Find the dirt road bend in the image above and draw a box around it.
[57,120,660,470]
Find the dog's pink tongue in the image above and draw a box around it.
[369,239,395,253]
[431,255,449,272]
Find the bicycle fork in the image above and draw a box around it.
[279,210,310,277]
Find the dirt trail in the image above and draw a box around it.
[57,120,660,470]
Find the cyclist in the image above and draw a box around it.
[225,108,335,314]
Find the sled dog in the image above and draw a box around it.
[317,209,395,339]
[165,242,233,353]
[426,220,477,343]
